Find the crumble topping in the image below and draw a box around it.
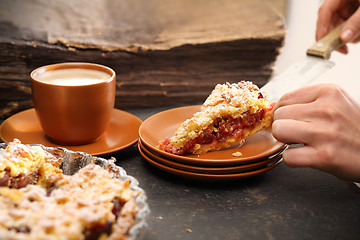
[232,151,243,157]
[0,139,62,188]
[203,81,265,110]
[0,164,138,240]
[168,81,269,149]
[0,140,141,240]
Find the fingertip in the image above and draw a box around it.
[271,119,281,140]
[281,146,314,168]
[281,148,299,168]
[337,45,348,54]
[270,101,277,117]
[340,28,354,43]
[270,102,277,109]
[342,8,360,44]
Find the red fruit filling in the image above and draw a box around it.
[161,109,267,155]
[0,171,39,189]
[82,198,126,240]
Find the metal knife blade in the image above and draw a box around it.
[261,56,335,103]
[261,22,345,103]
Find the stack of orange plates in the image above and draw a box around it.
[138,105,286,181]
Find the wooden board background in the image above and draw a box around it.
[0,0,287,119]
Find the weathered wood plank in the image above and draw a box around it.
[0,0,286,119]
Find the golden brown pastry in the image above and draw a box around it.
[159,81,272,155]
[0,139,62,189]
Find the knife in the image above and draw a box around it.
[261,23,345,103]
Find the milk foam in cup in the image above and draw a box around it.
[35,68,110,86]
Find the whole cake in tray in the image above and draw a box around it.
[0,139,141,240]
[159,81,273,155]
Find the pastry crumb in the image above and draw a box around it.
[232,151,242,157]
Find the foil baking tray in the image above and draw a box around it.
[0,143,150,240]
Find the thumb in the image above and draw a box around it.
[341,8,360,43]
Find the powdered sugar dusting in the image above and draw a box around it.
[169,81,269,149]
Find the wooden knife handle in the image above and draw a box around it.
[306,22,345,59]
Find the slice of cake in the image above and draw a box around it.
[159,81,273,155]
[0,139,62,189]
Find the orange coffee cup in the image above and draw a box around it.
[30,62,116,145]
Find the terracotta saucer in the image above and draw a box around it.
[139,105,286,166]
[0,108,142,155]
[141,147,283,182]
[139,140,282,174]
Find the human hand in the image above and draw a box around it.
[271,84,360,181]
[316,0,360,54]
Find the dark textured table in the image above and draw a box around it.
[2,106,360,240]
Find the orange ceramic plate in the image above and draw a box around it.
[0,108,142,155]
[141,147,283,182]
[139,105,286,166]
[139,141,282,174]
